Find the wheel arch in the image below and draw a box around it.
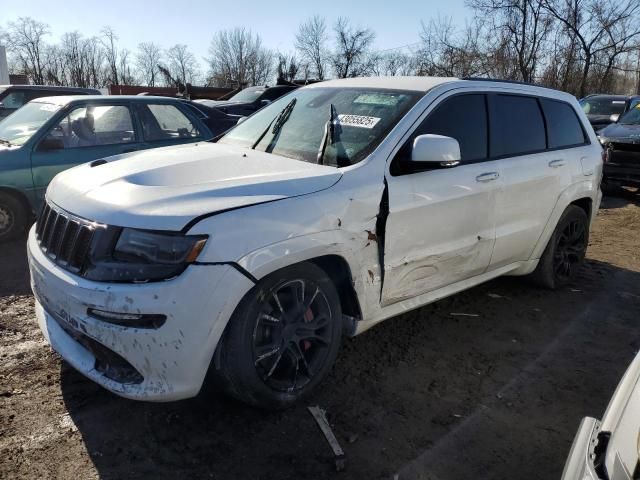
[307,254,363,333]
[530,186,597,262]
[570,196,592,223]
[0,186,33,216]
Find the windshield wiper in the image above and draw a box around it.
[317,104,340,165]
[251,98,297,150]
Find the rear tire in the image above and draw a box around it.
[214,262,342,409]
[0,193,28,243]
[530,205,589,289]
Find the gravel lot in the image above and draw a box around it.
[1,193,640,480]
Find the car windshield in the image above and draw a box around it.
[218,87,423,166]
[229,88,266,103]
[618,104,640,125]
[580,97,626,116]
[0,101,61,146]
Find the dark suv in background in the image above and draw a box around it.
[0,85,101,119]
[195,85,297,116]
[580,94,640,132]
[598,103,640,190]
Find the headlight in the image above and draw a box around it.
[83,228,207,282]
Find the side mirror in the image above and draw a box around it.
[610,113,620,123]
[37,136,65,152]
[237,116,247,125]
[260,99,271,108]
[411,134,461,167]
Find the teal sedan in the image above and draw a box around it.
[0,95,214,241]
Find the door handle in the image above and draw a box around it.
[476,172,499,182]
[548,159,566,168]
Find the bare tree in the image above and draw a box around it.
[3,17,49,84]
[416,17,491,77]
[332,17,376,78]
[468,0,552,82]
[207,28,273,87]
[118,48,136,85]
[100,26,120,86]
[135,42,163,86]
[295,15,329,80]
[542,0,640,97]
[276,53,301,82]
[375,51,416,76]
[166,44,200,85]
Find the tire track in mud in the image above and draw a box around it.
[396,267,640,480]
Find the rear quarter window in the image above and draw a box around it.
[489,95,546,157]
[540,99,587,148]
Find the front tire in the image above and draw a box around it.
[0,193,28,243]
[530,205,589,289]
[214,262,342,409]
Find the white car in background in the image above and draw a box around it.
[562,351,640,479]
[28,77,603,409]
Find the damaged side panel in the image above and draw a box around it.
[380,164,499,306]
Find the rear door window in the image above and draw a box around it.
[540,99,586,148]
[1,91,27,109]
[489,95,546,157]
[139,104,201,141]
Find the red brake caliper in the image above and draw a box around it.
[302,308,314,351]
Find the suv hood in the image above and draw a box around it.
[47,142,342,231]
[599,123,640,142]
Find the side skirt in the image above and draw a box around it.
[354,260,534,335]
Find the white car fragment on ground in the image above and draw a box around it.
[28,76,603,409]
[562,350,640,479]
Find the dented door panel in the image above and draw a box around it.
[381,161,500,306]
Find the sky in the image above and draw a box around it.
[3,0,471,69]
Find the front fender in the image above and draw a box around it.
[235,230,382,321]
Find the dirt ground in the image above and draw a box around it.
[1,193,640,480]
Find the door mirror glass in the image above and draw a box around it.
[37,136,65,152]
[411,134,461,167]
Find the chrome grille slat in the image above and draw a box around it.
[35,202,99,273]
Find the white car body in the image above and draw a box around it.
[562,351,640,479]
[28,77,603,401]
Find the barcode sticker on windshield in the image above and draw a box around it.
[337,114,380,129]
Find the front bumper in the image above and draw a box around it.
[27,226,254,401]
[603,163,640,186]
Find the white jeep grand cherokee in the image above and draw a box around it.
[28,77,603,408]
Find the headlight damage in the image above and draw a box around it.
[36,203,208,282]
[84,228,208,282]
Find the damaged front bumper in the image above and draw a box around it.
[27,226,254,401]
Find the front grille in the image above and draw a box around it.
[35,202,98,273]
[611,142,640,153]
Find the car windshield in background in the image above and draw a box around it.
[580,98,626,116]
[230,88,266,103]
[618,104,640,125]
[218,87,423,166]
[0,101,60,146]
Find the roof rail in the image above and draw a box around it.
[461,77,555,90]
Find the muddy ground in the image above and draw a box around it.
[1,193,640,480]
